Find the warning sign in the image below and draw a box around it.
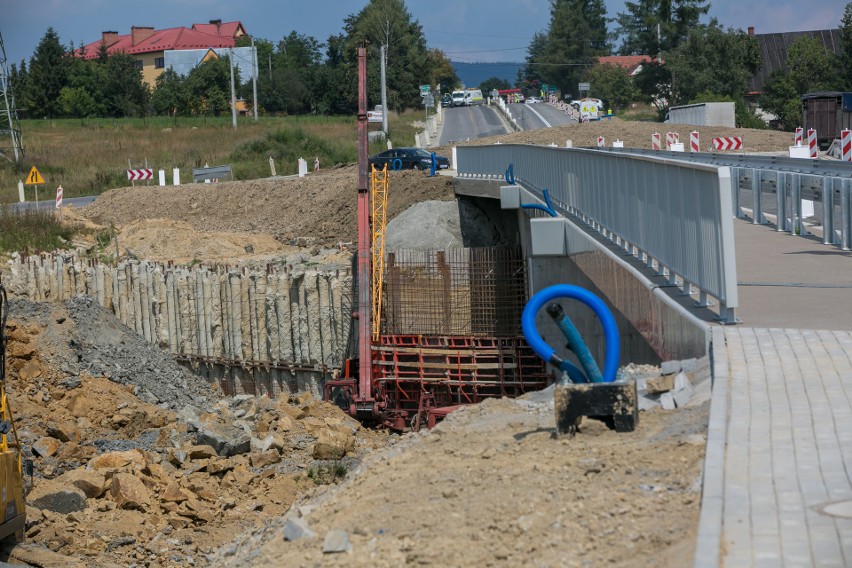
[25,166,44,185]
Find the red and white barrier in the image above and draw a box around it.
[127,168,153,181]
[794,127,803,146]
[712,137,743,151]
[690,131,700,153]
[666,132,676,149]
[55,185,63,210]
[807,128,817,158]
[842,129,852,162]
[597,136,605,148]
[652,132,661,151]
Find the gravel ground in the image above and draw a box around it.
[11,296,218,412]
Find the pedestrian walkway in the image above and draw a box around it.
[693,218,852,567]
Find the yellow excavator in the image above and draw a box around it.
[0,282,26,542]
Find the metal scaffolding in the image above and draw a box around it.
[0,28,23,164]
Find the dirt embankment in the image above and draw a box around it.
[4,297,389,567]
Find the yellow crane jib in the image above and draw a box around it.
[371,164,389,341]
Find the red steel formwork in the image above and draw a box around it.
[373,335,549,422]
[374,247,549,428]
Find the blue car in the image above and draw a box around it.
[369,148,450,171]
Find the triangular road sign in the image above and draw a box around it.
[25,166,44,185]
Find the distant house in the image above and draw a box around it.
[77,20,247,87]
[746,26,841,96]
[595,55,655,76]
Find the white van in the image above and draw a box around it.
[451,91,466,107]
[465,89,484,106]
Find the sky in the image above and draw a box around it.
[0,0,847,67]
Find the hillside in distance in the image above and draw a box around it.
[451,61,522,90]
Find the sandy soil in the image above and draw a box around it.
[217,390,709,568]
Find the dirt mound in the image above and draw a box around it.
[439,116,794,154]
[81,169,456,248]
[2,297,390,566]
[215,391,708,567]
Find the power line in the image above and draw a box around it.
[422,28,534,41]
[443,46,528,55]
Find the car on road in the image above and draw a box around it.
[525,96,542,104]
[451,90,466,107]
[441,93,452,107]
[368,148,450,171]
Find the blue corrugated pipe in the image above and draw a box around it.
[521,284,620,383]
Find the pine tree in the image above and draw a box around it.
[525,0,610,98]
[28,28,69,118]
[615,0,710,56]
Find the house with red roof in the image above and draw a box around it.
[595,55,656,76]
[78,20,247,87]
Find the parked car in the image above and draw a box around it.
[441,93,452,107]
[525,96,542,104]
[369,148,450,171]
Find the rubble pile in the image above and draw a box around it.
[2,297,387,566]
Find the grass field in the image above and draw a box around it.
[0,111,424,203]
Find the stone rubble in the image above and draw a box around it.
[0,296,388,566]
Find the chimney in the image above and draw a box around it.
[131,26,155,46]
[101,31,119,47]
[209,19,222,35]
[748,26,755,36]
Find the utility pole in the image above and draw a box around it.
[0,28,23,164]
[380,44,388,136]
[251,38,258,121]
[229,47,237,129]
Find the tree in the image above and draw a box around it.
[102,53,149,117]
[586,64,636,110]
[760,36,837,130]
[479,77,511,95]
[27,28,69,117]
[427,49,459,94]
[151,69,188,116]
[524,0,610,99]
[342,0,433,110]
[664,23,760,105]
[185,57,231,116]
[840,2,852,90]
[615,0,710,56]
[61,55,106,117]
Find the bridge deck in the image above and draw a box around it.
[696,219,852,567]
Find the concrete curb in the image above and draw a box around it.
[693,327,729,568]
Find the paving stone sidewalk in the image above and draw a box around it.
[695,327,852,567]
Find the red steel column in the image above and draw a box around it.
[356,45,374,405]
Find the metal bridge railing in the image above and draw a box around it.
[595,147,852,249]
[457,144,739,322]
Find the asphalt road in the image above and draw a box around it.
[10,195,96,213]
[439,105,511,145]
[506,102,577,131]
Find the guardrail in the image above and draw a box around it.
[457,144,739,322]
[594,148,852,250]
[192,164,233,183]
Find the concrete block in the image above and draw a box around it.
[638,393,660,411]
[500,185,521,209]
[681,357,699,373]
[660,391,676,410]
[661,360,682,375]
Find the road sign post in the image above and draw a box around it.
[24,166,45,210]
